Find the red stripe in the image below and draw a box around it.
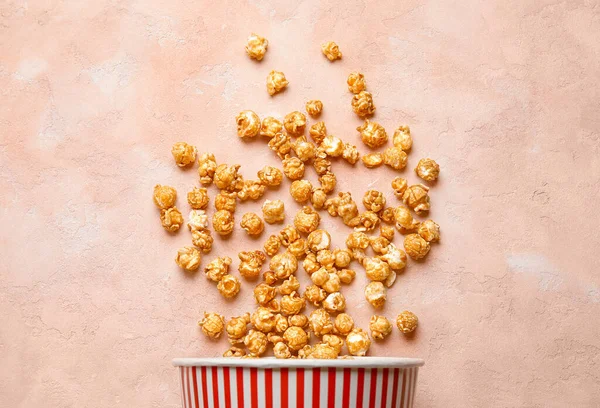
[265,369,273,408]
[180,368,186,408]
[186,367,193,408]
[399,369,407,408]
[327,368,336,408]
[391,368,399,408]
[192,367,200,408]
[223,367,231,408]
[342,368,351,407]
[201,366,209,408]
[369,368,377,408]
[250,367,258,408]
[236,367,244,408]
[281,368,289,408]
[312,367,321,408]
[357,368,365,408]
[212,366,220,408]
[296,368,305,407]
[380,368,389,408]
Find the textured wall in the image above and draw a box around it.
[1,0,599,407]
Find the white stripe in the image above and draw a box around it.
[229,367,237,408]
[185,366,191,408]
[288,368,297,408]
[320,368,328,407]
[396,369,404,408]
[206,367,214,408]
[243,368,251,408]
[257,368,265,407]
[385,369,394,408]
[410,368,417,408]
[304,368,312,406]
[180,368,186,408]
[189,367,196,408]
[216,367,225,408]
[272,369,281,407]
[374,369,382,408]
[349,369,358,407]
[334,369,343,408]
[363,369,372,407]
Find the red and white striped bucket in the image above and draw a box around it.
[173,357,424,408]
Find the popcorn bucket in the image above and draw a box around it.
[173,357,424,408]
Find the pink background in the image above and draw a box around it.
[1,0,599,407]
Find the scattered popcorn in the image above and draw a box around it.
[175,246,201,272]
[311,188,327,210]
[365,281,386,308]
[204,256,232,282]
[346,328,371,356]
[254,283,277,306]
[260,117,283,138]
[266,70,288,96]
[346,231,370,251]
[370,236,390,254]
[404,234,431,260]
[251,307,277,333]
[347,72,366,94]
[214,164,242,192]
[240,212,264,236]
[313,148,332,175]
[379,243,407,271]
[306,100,323,117]
[153,184,177,209]
[396,311,418,334]
[363,190,386,213]
[236,110,261,138]
[333,248,353,268]
[369,315,392,340]
[281,291,306,316]
[292,137,317,162]
[402,184,431,214]
[290,180,313,203]
[334,313,355,336]
[350,210,380,232]
[394,206,420,233]
[336,268,356,284]
[288,238,309,259]
[382,146,408,170]
[307,229,331,252]
[380,225,395,241]
[279,225,300,246]
[268,132,292,159]
[214,191,237,213]
[171,142,197,167]
[322,292,346,313]
[257,165,283,187]
[358,120,388,149]
[283,326,309,351]
[362,257,392,282]
[309,343,339,359]
[392,125,412,151]
[309,121,327,144]
[282,156,305,180]
[274,314,289,334]
[302,253,320,275]
[321,41,342,61]
[391,177,408,198]
[273,342,292,359]
[418,220,440,242]
[322,334,344,354]
[191,229,214,252]
[238,250,267,279]
[321,135,344,157]
[199,312,225,339]
[293,206,320,234]
[213,210,235,236]
[304,284,327,306]
[269,250,298,280]
[223,347,246,357]
[245,33,268,60]
[237,179,266,201]
[217,274,241,298]
[187,209,209,231]
[379,207,396,224]
[351,91,376,117]
[309,308,334,336]
[316,249,335,268]
[160,207,183,232]
[279,275,300,295]
[288,314,309,328]
[342,143,360,164]
[284,111,306,136]
[198,153,217,185]
[187,187,209,210]
[261,199,285,224]
[263,234,281,257]
[415,158,440,181]
[244,329,268,356]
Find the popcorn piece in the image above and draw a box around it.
[333,248,353,268]
[257,166,283,187]
[214,164,242,192]
[342,143,360,164]
[347,72,366,94]
[279,225,301,246]
[292,137,317,162]
[187,187,209,210]
[284,111,306,136]
[283,326,309,351]
[321,135,344,157]
[254,283,277,306]
[191,229,214,252]
[319,172,337,194]
[198,153,217,185]
[402,184,431,215]
[279,275,300,296]
[321,41,342,61]
[391,177,408,199]
[313,148,332,176]
[282,156,305,180]
[378,243,407,271]
[263,234,281,257]
[362,153,383,168]
[204,256,232,282]
[322,292,346,313]
[362,257,392,282]
[382,146,408,170]
[379,207,396,224]
[346,231,370,251]
[244,329,268,356]
[311,188,327,210]
[316,249,335,268]
[346,328,371,356]
[261,199,285,224]
[223,347,245,357]
[281,291,306,316]
[270,250,298,280]
[365,281,386,308]
[273,342,292,359]
[392,125,412,151]
[396,311,418,334]
[290,180,313,203]
[187,209,209,231]
[293,206,320,234]
[240,212,264,236]
[369,315,392,340]
[415,158,440,181]
[351,91,376,117]
[310,268,329,286]
[266,71,289,96]
[404,234,430,260]
[309,121,327,144]
[251,307,277,333]
[307,229,331,252]
[213,210,235,236]
[337,192,359,225]
[288,314,309,328]
[394,206,420,233]
[215,191,237,213]
[334,313,354,335]
[288,238,309,259]
[380,225,395,241]
[302,253,320,275]
[237,180,266,201]
[308,343,338,359]
[175,246,201,272]
[385,270,397,288]
[336,268,356,284]
[245,33,268,60]
[322,334,344,354]
[239,250,267,279]
[350,210,380,232]
[309,308,334,336]
[153,184,177,209]
[304,284,327,306]
[260,117,283,138]
[358,120,388,149]
[217,274,241,298]
[370,236,390,254]
[363,190,386,213]
[268,132,292,159]
[171,142,197,167]
[274,314,289,334]
[199,312,225,339]
[306,100,323,117]
[160,207,183,232]
[418,220,440,242]
[236,110,261,138]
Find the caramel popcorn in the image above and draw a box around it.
[199,312,225,339]
[404,234,431,260]
[307,229,331,252]
[392,125,412,151]
[322,334,344,354]
[282,156,305,180]
[342,143,360,164]
[175,246,201,272]
[333,248,353,268]
[415,158,440,181]
[284,111,306,136]
[391,177,408,198]
[346,231,370,251]
[382,146,408,170]
[380,225,395,241]
[362,257,392,282]
[191,229,214,252]
[290,180,313,203]
[385,270,397,288]
[358,120,388,149]
[370,236,390,254]
[363,190,386,213]
[306,100,323,117]
[336,268,356,284]
[270,250,298,280]
[361,153,383,168]
[259,199,283,225]
[251,307,277,333]
[187,209,209,232]
[223,347,246,357]
[346,328,371,356]
[240,212,264,236]
[218,274,241,298]
[288,314,309,328]
[310,267,329,286]
[204,256,232,282]
[153,184,177,209]
[257,166,283,187]
[215,190,237,213]
[350,210,380,232]
[316,249,335,268]
[351,91,376,117]
[313,148,332,175]
[288,238,309,259]
[214,164,242,192]
[304,284,327,306]
[237,179,266,201]
[394,206,420,233]
[238,250,267,279]
[365,281,386,308]
[302,253,320,275]
[396,311,418,334]
[311,188,327,210]
[281,291,306,316]
[260,117,283,138]
[319,172,337,194]
[198,153,217,185]
[279,225,300,246]
[263,234,281,257]
[268,132,292,159]
[321,135,344,157]
[379,207,396,224]
[379,243,407,271]
[254,283,277,306]
[266,70,289,96]
[213,210,235,236]
[236,110,261,139]
[322,292,346,313]
[267,332,285,345]
[279,275,300,296]
[283,326,309,351]
[309,343,338,359]
[418,220,440,242]
[402,184,431,214]
[171,142,197,167]
[337,192,359,225]
[187,187,209,210]
[309,308,334,336]
[274,314,289,334]
[244,329,268,356]
[334,313,355,335]
[309,121,327,144]
[263,271,278,285]
[321,41,342,61]
[293,206,320,234]
[369,315,392,340]
[292,137,317,162]
[347,72,366,93]
[245,33,268,61]
[160,207,183,232]
[273,342,292,359]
